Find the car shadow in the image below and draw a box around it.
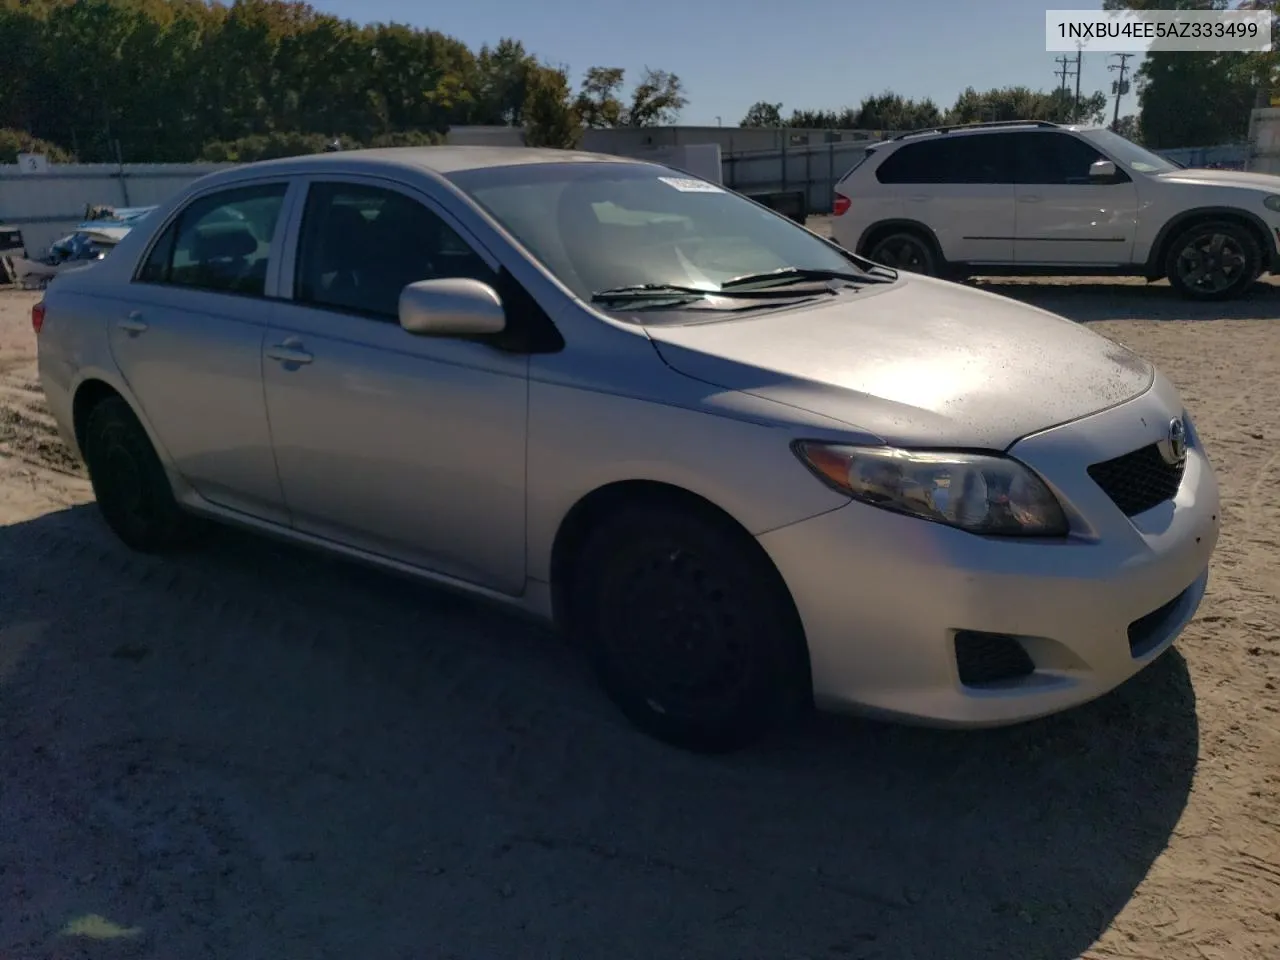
[0,504,1199,959]
[967,277,1280,323]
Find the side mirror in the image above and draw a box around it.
[398,277,506,338]
[1089,159,1118,181]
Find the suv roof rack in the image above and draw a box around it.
[890,120,1061,141]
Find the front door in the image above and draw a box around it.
[1013,131,1140,266]
[108,180,294,524]
[262,178,529,594]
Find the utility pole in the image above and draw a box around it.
[1054,55,1074,94]
[1109,52,1134,128]
[1074,45,1084,121]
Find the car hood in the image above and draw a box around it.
[1153,168,1280,191]
[644,275,1154,449]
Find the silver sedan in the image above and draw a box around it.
[34,147,1220,752]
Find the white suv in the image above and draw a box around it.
[829,120,1280,301]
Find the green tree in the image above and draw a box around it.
[474,38,538,125]
[741,101,783,127]
[1111,113,1143,142]
[574,66,688,127]
[0,126,74,163]
[575,67,627,128]
[855,92,942,131]
[786,107,859,129]
[0,1,690,161]
[945,85,1107,125]
[1102,0,1274,147]
[624,67,688,126]
[522,65,581,148]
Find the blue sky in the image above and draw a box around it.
[308,0,1132,125]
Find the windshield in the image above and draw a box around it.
[446,162,874,303]
[1076,128,1181,174]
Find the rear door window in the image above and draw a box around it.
[136,183,287,296]
[876,134,1016,184]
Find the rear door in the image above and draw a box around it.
[108,180,296,524]
[1013,131,1140,266]
[875,133,1017,264]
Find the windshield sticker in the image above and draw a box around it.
[658,176,724,193]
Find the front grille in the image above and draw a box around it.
[1087,443,1185,517]
[1127,589,1187,658]
[954,631,1035,687]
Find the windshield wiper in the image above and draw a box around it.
[591,281,838,305]
[719,265,894,290]
[591,283,714,304]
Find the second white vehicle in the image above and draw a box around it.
[830,120,1280,300]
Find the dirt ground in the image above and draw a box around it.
[0,264,1278,960]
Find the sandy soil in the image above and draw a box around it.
[0,270,1277,960]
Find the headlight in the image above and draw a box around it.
[1265,195,1280,213]
[793,442,1069,537]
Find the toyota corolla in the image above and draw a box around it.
[33,147,1219,752]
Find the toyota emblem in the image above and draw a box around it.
[1165,417,1188,465]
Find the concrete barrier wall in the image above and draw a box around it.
[0,163,234,256]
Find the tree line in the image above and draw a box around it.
[743,0,1274,148]
[742,4,1275,150]
[741,88,1111,135]
[0,0,683,163]
[1,0,1273,165]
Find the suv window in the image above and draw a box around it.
[295,182,495,320]
[876,133,1016,184]
[1015,132,1121,185]
[137,183,287,296]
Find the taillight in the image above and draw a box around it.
[31,300,45,335]
[832,193,851,216]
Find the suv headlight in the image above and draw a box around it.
[793,441,1069,537]
[1264,195,1280,213]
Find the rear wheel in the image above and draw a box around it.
[1165,220,1261,301]
[82,396,201,552]
[568,500,809,753]
[866,230,939,276]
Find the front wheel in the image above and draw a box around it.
[866,230,939,276]
[568,501,810,753]
[1165,220,1261,301]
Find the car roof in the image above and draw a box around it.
[884,121,1103,146]
[180,145,654,198]
[235,145,640,176]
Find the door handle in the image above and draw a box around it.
[266,338,313,365]
[908,195,930,202]
[1019,195,1043,203]
[117,311,147,334]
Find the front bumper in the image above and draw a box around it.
[759,381,1220,727]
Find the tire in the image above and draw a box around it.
[82,396,200,552]
[568,501,809,753]
[866,230,939,276]
[1164,220,1261,302]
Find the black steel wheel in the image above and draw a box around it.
[866,230,938,276]
[569,500,809,753]
[1165,220,1261,302]
[82,396,200,552]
